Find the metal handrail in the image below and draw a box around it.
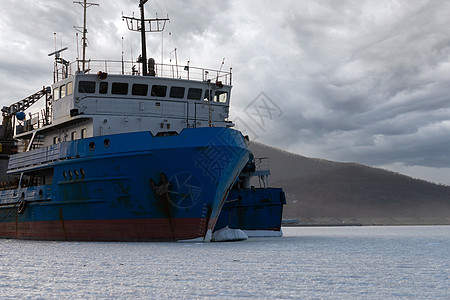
[54,60,232,85]
[254,157,270,172]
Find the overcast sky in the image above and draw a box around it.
[1,0,450,184]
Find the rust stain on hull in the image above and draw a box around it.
[0,218,205,241]
[151,173,176,240]
[59,208,67,241]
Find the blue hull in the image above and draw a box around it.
[215,187,286,232]
[0,127,249,241]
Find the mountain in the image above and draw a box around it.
[248,141,450,224]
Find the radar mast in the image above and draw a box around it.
[123,0,169,76]
[74,0,99,72]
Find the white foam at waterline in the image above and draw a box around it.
[204,229,212,242]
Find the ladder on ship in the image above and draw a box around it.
[26,133,45,151]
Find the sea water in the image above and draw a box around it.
[0,226,449,299]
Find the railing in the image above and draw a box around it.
[16,112,48,141]
[253,157,270,188]
[254,157,270,172]
[8,144,60,172]
[55,59,232,85]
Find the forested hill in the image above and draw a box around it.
[249,141,450,224]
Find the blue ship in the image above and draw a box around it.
[215,156,286,237]
[0,2,249,241]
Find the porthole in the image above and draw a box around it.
[89,142,95,151]
[63,171,68,179]
[74,169,79,177]
[68,170,73,178]
[104,138,110,148]
[80,168,85,178]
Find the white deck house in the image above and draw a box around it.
[14,61,233,151]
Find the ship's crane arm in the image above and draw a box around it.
[1,86,51,117]
[0,87,51,140]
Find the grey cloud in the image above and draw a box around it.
[2,0,450,183]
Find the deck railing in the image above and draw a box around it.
[54,60,232,85]
[254,157,270,172]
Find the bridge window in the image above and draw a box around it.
[71,131,77,140]
[112,82,128,95]
[170,86,185,98]
[99,82,108,94]
[215,91,228,103]
[67,82,73,96]
[132,84,148,96]
[151,85,167,97]
[204,90,211,101]
[187,88,202,100]
[204,90,228,102]
[53,88,59,101]
[60,84,66,98]
[78,81,96,93]
[81,128,86,139]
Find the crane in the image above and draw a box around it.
[1,87,51,140]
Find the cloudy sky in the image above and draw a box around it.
[1,0,450,184]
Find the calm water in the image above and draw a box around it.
[0,226,449,299]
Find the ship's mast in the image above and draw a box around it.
[123,0,169,76]
[140,0,148,76]
[74,0,99,72]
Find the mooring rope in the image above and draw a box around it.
[0,195,24,222]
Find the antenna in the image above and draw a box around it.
[162,31,165,73]
[74,0,99,73]
[53,32,57,55]
[48,47,69,58]
[122,1,169,76]
[121,37,124,75]
[219,58,225,72]
[216,58,225,83]
[76,32,80,71]
[170,48,178,78]
[48,47,69,82]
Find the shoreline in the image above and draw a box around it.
[282,217,450,226]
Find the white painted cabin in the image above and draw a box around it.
[14,62,233,151]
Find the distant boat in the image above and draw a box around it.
[281,219,300,226]
[215,155,286,237]
[0,1,249,242]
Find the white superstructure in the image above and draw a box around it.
[15,61,233,152]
